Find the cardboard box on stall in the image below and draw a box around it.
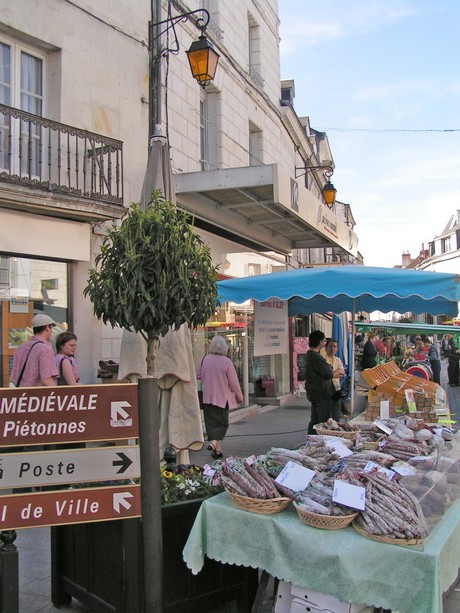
[274,581,373,613]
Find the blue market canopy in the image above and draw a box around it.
[217,265,460,318]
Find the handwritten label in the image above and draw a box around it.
[363,461,395,480]
[325,439,353,458]
[374,419,392,435]
[275,461,315,492]
[332,479,366,511]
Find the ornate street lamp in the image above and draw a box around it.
[186,34,220,87]
[295,161,337,208]
[150,6,219,85]
[149,3,220,138]
[322,179,337,207]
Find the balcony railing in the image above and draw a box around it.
[0,104,123,205]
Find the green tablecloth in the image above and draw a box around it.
[183,493,460,613]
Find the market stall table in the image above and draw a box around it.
[183,492,460,613]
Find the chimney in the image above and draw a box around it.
[401,252,411,267]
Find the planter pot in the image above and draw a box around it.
[51,498,257,612]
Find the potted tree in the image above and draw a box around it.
[51,192,257,611]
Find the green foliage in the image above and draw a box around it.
[84,190,219,348]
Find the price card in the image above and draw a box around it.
[392,464,417,476]
[202,464,216,477]
[332,479,366,511]
[379,400,390,419]
[275,461,315,492]
[325,439,353,458]
[374,419,392,435]
[434,427,453,436]
[363,461,395,480]
[404,389,417,413]
[245,455,257,465]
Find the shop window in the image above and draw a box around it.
[0,255,69,387]
[0,255,10,295]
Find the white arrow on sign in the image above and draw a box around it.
[110,400,132,422]
[113,491,134,513]
[0,446,140,489]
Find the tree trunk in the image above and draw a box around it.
[146,337,156,376]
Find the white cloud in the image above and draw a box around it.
[280,1,422,52]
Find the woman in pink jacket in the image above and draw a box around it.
[197,335,243,459]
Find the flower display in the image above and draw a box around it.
[160,463,223,505]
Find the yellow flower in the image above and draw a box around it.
[162,470,173,479]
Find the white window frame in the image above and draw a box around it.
[200,92,218,171]
[0,36,45,111]
[0,36,46,176]
[249,121,262,166]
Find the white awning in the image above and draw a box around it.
[0,209,91,261]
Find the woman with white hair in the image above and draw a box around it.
[197,335,243,459]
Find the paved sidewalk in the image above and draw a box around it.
[12,361,460,611]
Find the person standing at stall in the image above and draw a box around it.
[361,333,378,370]
[321,338,345,421]
[427,340,441,385]
[305,330,344,435]
[197,336,243,460]
[441,335,451,360]
[448,345,460,386]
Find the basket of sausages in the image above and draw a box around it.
[220,458,291,515]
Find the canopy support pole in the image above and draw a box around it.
[350,299,356,417]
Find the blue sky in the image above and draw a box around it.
[278,0,460,267]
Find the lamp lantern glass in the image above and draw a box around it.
[322,181,337,207]
[186,35,220,86]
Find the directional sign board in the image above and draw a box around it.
[0,484,141,531]
[0,446,140,489]
[0,384,138,447]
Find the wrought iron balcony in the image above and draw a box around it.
[0,104,123,205]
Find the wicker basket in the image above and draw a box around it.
[352,521,422,546]
[363,441,379,450]
[313,426,356,440]
[225,489,291,515]
[294,502,358,530]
